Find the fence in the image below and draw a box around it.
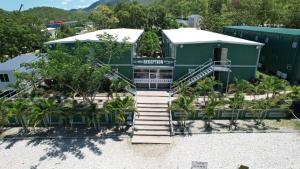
[4,111,134,127]
[172,109,291,121]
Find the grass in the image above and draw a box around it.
[269,119,300,131]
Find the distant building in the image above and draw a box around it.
[47,20,78,28]
[176,15,202,28]
[42,28,56,39]
[0,54,39,90]
[187,15,202,28]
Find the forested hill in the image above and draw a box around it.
[23,7,89,24]
[82,0,153,11]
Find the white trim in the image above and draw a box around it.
[175,64,257,68]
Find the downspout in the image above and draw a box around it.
[255,45,262,78]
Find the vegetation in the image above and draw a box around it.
[171,95,196,127]
[0,11,49,60]
[24,7,89,24]
[138,31,161,57]
[89,5,119,30]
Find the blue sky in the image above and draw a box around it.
[0,0,98,11]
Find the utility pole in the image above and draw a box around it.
[18,4,24,12]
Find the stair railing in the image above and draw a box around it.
[168,91,174,136]
[172,59,213,89]
[95,61,136,95]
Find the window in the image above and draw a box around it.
[265,37,269,43]
[0,74,9,82]
[292,42,298,49]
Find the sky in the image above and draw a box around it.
[0,0,99,11]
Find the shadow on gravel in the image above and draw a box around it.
[2,127,127,162]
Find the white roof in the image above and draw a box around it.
[163,28,264,46]
[46,28,144,45]
[0,53,39,71]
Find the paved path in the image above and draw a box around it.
[0,133,299,169]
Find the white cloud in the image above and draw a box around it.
[61,0,72,5]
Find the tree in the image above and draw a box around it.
[0,99,8,130]
[7,98,31,132]
[94,33,130,64]
[102,96,136,130]
[89,5,119,30]
[114,2,148,29]
[195,77,220,105]
[29,98,58,130]
[30,43,111,107]
[228,92,245,130]
[138,31,161,57]
[0,12,49,59]
[56,24,77,39]
[203,92,222,129]
[171,95,196,128]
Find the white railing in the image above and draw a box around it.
[168,91,174,136]
[134,79,173,84]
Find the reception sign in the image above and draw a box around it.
[133,58,174,66]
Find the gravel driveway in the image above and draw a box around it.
[0,133,299,169]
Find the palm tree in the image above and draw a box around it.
[195,77,220,105]
[230,79,252,94]
[29,98,58,130]
[173,81,194,96]
[228,92,245,130]
[203,92,223,129]
[102,96,136,130]
[246,98,274,126]
[171,95,196,128]
[8,98,31,132]
[259,76,288,98]
[108,79,127,99]
[289,86,300,101]
[0,99,9,130]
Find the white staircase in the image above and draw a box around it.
[132,91,172,144]
[172,59,231,94]
[186,65,214,85]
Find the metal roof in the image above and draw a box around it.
[0,53,39,71]
[225,26,300,36]
[163,28,263,46]
[45,28,144,45]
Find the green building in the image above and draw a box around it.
[46,28,263,90]
[223,26,300,83]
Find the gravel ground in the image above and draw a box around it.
[0,133,300,169]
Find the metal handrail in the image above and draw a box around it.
[95,62,136,89]
[175,59,213,83]
[168,91,174,136]
[172,59,213,89]
[132,90,138,137]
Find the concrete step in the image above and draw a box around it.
[136,91,170,97]
[137,103,168,108]
[137,107,168,112]
[132,135,171,144]
[136,97,169,104]
[134,130,170,136]
[134,125,170,131]
[138,112,169,117]
[134,120,169,126]
[135,116,169,121]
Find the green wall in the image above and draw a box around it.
[224,27,300,83]
[173,42,260,83]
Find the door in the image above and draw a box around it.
[149,71,157,89]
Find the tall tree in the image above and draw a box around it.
[114,2,148,28]
[89,5,119,30]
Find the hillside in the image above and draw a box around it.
[82,0,154,11]
[24,7,89,24]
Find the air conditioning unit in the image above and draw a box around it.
[281,73,287,79]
